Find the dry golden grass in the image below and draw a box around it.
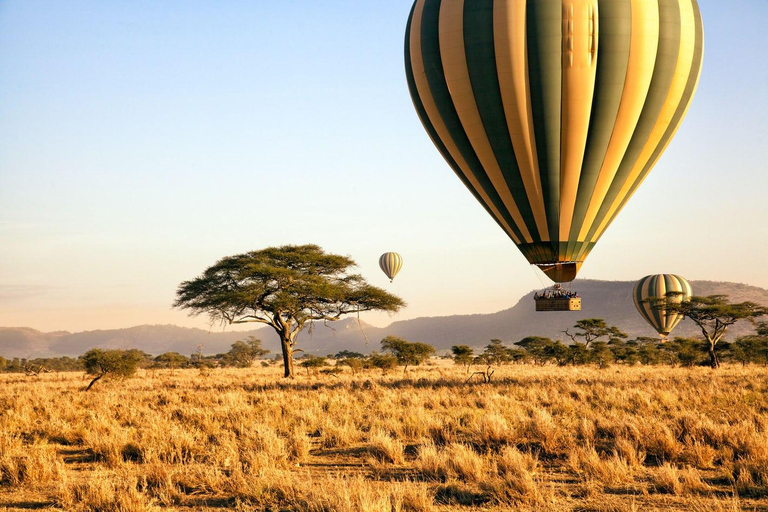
[1,363,768,511]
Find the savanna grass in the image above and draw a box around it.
[0,363,766,511]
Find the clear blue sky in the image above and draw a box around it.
[1,0,766,332]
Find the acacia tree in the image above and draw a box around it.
[515,336,558,365]
[651,294,768,369]
[299,355,329,376]
[174,244,405,379]
[451,345,474,371]
[481,339,513,365]
[369,352,398,373]
[380,335,435,372]
[730,328,768,366]
[226,336,270,368]
[563,318,627,348]
[81,349,145,391]
[153,352,188,374]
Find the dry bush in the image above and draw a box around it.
[319,419,360,449]
[470,412,518,448]
[136,463,180,507]
[569,445,634,485]
[652,462,684,495]
[681,440,718,469]
[234,472,432,512]
[523,408,568,456]
[0,440,64,489]
[613,437,646,468]
[576,417,597,446]
[415,442,487,483]
[734,455,768,497]
[56,472,155,512]
[286,429,311,461]
[495,445,540,478]
[367,428,405,464]
[641,423,683,466]
[486,445,552,509]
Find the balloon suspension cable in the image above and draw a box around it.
[530,264,548,291]
[357,307,370,345]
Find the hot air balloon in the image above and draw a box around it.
[405,0,704,284]
[379,252,403,282]
[633,274,692,339]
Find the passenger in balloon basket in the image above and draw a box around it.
[534,284,580,300]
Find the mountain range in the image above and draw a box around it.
[1,280,766,359]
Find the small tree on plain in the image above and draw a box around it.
[380,335,435,372]
[651,294,768,369]
[227,336,270,368]
[81,349,145,391]
[633,337,665,365]
[153,352,189,374]
[467,339,512,383]
[727,337,761,366]
[729,323,768,366]
[335,350,365,359]
[515,336,557,365]
[563,318,627,348]
[662,337,706,367]
[590,341,615,369]
[369,352,398,373]
[451,345,474,371]
[481,339,513,365]
[567,343,590,366]
[607,339,640,366]
[300,355,328,376]
[340,356,366,375]
[174,244,405,379]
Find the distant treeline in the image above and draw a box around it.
[450,335,768,369]
[2,327,768,375]
[0,336,274,374]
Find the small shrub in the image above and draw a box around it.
[368,429,405,464]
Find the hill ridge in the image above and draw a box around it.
[1,280,766,358]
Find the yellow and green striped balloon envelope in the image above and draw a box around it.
[633,274,692,338]
[405,0,704,282]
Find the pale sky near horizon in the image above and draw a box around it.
[1,0,766,333]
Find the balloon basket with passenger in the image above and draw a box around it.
[533,262,581,312]
[534,284,582,312]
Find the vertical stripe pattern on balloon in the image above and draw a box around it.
[379,253,404,282]
[405,0,704,281]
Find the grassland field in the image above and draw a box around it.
[1,361,768,511]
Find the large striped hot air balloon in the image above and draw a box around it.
[379,252,404,282]
[405,0,704,283]
[633,274,692,339]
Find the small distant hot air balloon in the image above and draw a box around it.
[633,274,692,340]
[379,252,403,282]
[405,0,704,284]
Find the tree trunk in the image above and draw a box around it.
[85,373,105,391]
[708,343,720,369]
[280,335,295,379]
